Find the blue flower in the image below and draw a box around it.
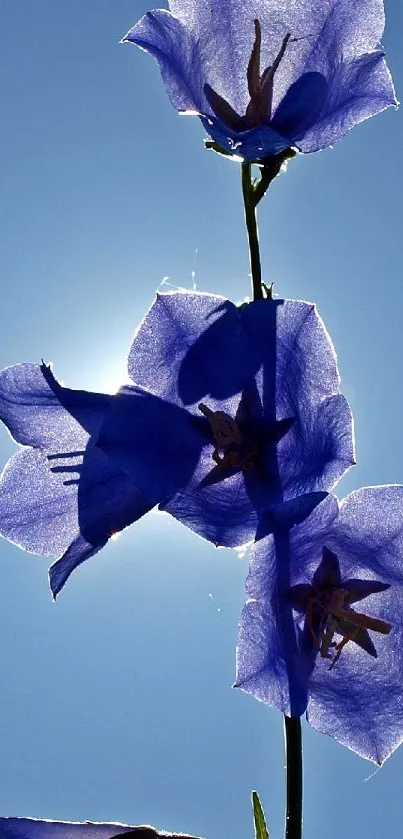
[97,291,355,548]
[0,816,202,838]
[0,362,202,598]
[0,292,353,593]
[123,0,397,161]
[236,487,403,764]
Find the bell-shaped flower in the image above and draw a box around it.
[97,291,355,549]
[0,362,203,597]
[236,487,403,764]
[0,816,203,838]
[123,0,397,161]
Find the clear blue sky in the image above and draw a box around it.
[0,2,402,837]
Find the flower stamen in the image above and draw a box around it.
[306,586,392,670]
[198,402,257,472]
[204,20,292,130]
[198,403,242,447]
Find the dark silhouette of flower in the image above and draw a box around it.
[236,488,403,764]
[123,1,396,161]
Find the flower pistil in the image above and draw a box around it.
[198,402,257,470]
[204,20,291,131]
[306,574,392,670]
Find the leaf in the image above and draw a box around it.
[252,790,269,839]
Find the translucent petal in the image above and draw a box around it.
[123,10,206,113]
[0,363,111,450]
[128,292,257,406]
[0,446,152,596]
[129,295,353,547]
[238,488,403,763]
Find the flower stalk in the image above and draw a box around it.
[284,715,303,839]
[241,162,264,302]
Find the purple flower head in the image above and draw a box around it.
[0,292,353,593]
[97,291,354,548]
[123,0,397,161]
[236,487,403,764]
[0,817,203,838]
[0,362,202,598]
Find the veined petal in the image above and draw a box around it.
[242,299,355,497]
[0,445,152,595]
[296,52,397,152]
[0,448,79,558]
[238,488,403,763]
[236,496,339,715]
[49,446,153,597]
[246,494,340,600]
[278,393,355,499]
[123,9,206,114]
[128,291,256,406]
[0,363,111,451]
[129,295,353,547]
[236,598,310,717]
[307,562,403,764]
[335,485,403,583]
[162,456,257,547]
[301,0,387,78]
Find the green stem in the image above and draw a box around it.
[241,162,263,301]
[284,716,303,839]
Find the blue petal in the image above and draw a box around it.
[49,446,153,597]
[335,486,403,582]
[0,817,199,837]
[0,363,111,450]
[301,0,387,78]
[123,10,206,113]
[49,536,100,599]
[296,53,397,152]
[200,116,292,161]
[0,448,80,558]
[246,494,340,602]
[272,72,328,140]
[241,300,355,492]
[0,445,152,596]
[235,495,340,714]
[255,492,328,540]
[307,496,403,764]
[96,385,205,504]
[239,487,403,763]
[128,291,259,406]
[162,460,257,548]
[158,298,353,548]
[277,393,355,499]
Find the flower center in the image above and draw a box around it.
[198,402,258,471]
[306,586,392,670]
[204,20,291,132]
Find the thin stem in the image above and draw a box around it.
[284,715,303,839]
[241,162,263,301]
